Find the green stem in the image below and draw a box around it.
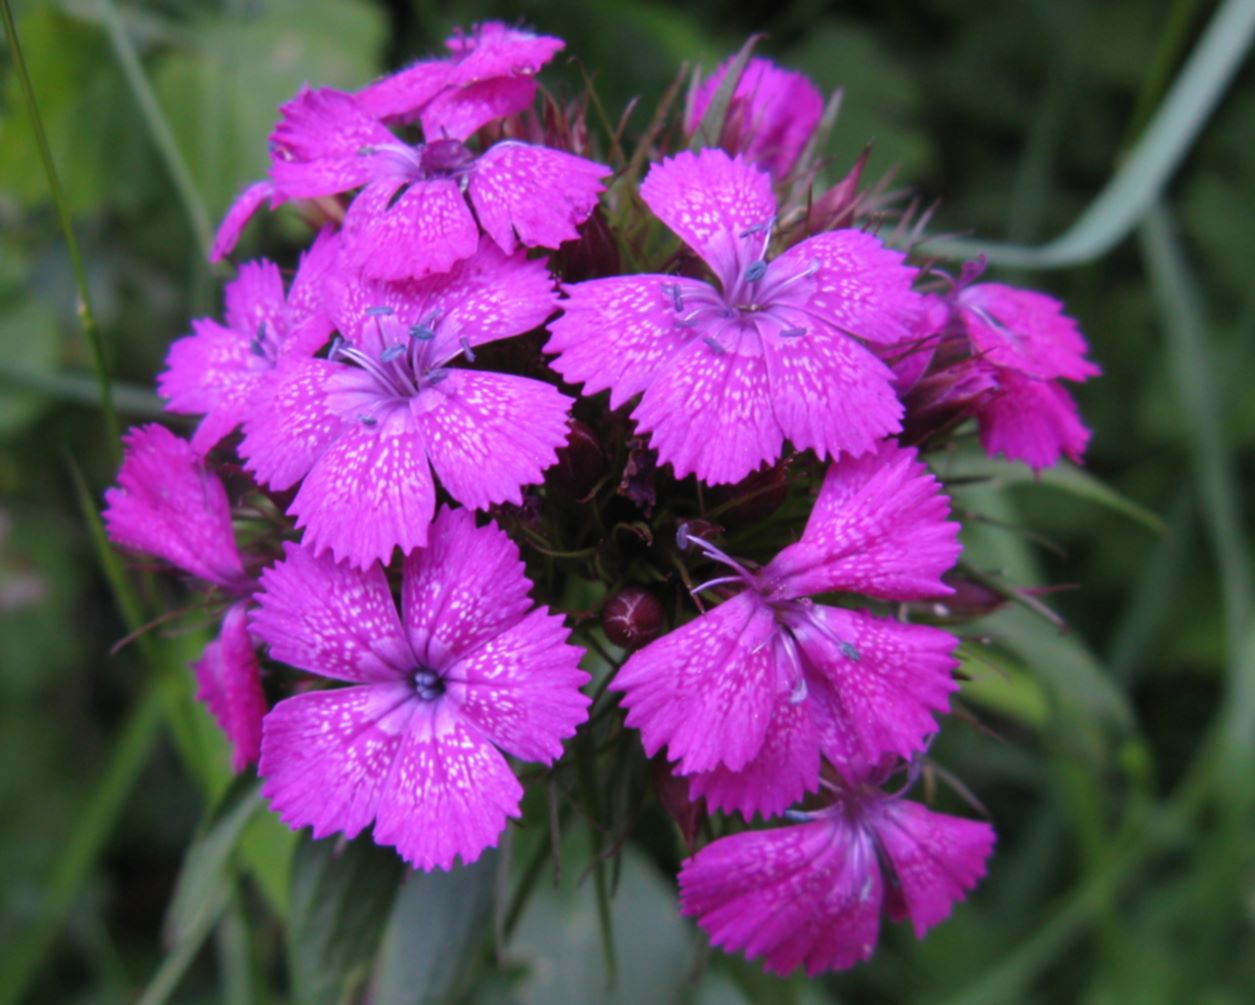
[921,0,1255,268]
[0,363,165,416]
[0,0,120,459]
[97,0,215,257]
[0,682,167,1005]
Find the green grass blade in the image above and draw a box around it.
[920,0,1255,268]
[97,0,215,256]
[0,362,165,416]
[0,0,121,459]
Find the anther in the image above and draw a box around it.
[778,327,807,339]
[459,335,476,363]
[412,667,445,702]
[426,369,450,384]
[409,324,436,341]
[359,415,377,427]
[661,283,683,311]
[703,336,727,355]
[744,260,768,283]
[380,344,406,362]
[365,305,394,317]
[839,642,861,662]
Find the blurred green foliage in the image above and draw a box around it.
[1,0,1253,1002]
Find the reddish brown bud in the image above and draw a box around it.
[932,572,1007,619]
[601,587,665,649]
[651,757,706,852]
[547,419,606,499]
[709,462,789,529]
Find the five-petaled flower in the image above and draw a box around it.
[252,508,590,870]
[547,148,922,485]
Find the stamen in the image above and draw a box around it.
[409,324,436,341]
[380,344,406,362]
[412,667,445,702]
[676,523,756,581]
[744,260,768,283]
[778,327,807,339]
[459,335,476,363]
[426,368,450,385]
[703,335,727,355]
[365,305,395,317]
[357,146,376,156]
[359,414,377,427]
[660,283,684,312]
[689,574,744,596]
[839,641,861,662]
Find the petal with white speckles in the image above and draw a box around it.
[210,181,274,262]
[343,177,480,281]
[631,325,780,484]
[977,371,1090,472]
[468,141,608,254]
[766,442,960,600]
[958,283,1100,381]
[638,149,776,278]
[252,542,414,683]
[373,708,522,870]
[239,358,347,492]
[449,607,589,763]
[615,591,777,774]
[259,682,415,842]
[413,370,570,511]
[289,405,437,568]
[269,87,394,199]
[794,606,957,780]
[546,275,704,408]
[687,695,819,819]
[401,508,534,667]
[103,424,245,588]
[679,816,884,976]
[782,230,922,346]
[761,313,902,462]
[873,800,995,937]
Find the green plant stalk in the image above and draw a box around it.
[0,0,121,459]
[136,889,229,1005]
[921,0,1255,268]
[98,0,215,256]
[0,682,166,1005]
[0,362,165,416]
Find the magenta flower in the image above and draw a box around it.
[357,21,565,136]
[223,79,608,281]
[239,239,571,569]
[252,508,590,870]
[679,768,995,975]
[547,149,921,485]
[160,229,339,453]
[614,442,960,818]
[104,425,265,769]
[687,56,824,179]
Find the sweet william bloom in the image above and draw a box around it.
[679,770,995,975]
[104,425,265,769]
[614,442,960,818]
[547,149,921,485]
[236,81,608,281]
[252,508,590,870]
[160,229,339,453]
[687,56,824,179]
[240,239,572,569]
[357,21,565,137]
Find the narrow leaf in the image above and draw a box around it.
[688,34,761,151]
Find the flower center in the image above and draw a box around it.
[412,667,446,702]
[420,138,476,176]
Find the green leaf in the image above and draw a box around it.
[164,776,264,945]
[688,33,760,152]
[372,850,498,1005]
[287,834,406,1005]
[936,448,1165,533]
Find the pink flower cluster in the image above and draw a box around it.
[102,26,1100,978]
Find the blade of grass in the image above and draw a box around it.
[0,363,165,416]
[919,0,1255,268]
[1139,203,1253,759]
[0,0,120,458]
[136,889,229,1005]
[97,0,215,256]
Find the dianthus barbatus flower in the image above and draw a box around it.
[614,442,959,818]
[239,238,571,569]
[252,508,590,870]
[687,56,824,179]
[679,768,995,975]
[218,79,608,281]
[160,229,339,453]
[103,425,265,770]
[356,21,565,136]
[546,149,922,485]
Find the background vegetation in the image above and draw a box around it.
[1,0,1252,1002]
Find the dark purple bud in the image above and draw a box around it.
[932,571,1007,619]
[547,419,606,499]
[601,587,665,649]
[650,757,705,852]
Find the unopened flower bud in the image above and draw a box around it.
[709,463,789,529]
[601,587,665,649]
[547,419,606,499]
[651,757,705,852]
